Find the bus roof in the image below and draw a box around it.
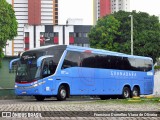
[26,45,67,51]
[23,45,152,60]
[66,45,153,60]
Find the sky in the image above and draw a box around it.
[59,0,160,25]
[58,0,93,25]
[130,0,160,16]
[6,0,160,25]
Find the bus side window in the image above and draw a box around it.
[62,51,80,69]
[144,60,152,71]
[49,60,56,75]
[42,61,53,78]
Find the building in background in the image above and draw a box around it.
[24,23,91,50]
[96,0,111,19]
[5,0,59,56]
[4,0,130,56]
[95,0,130,19]
[111,0,130,13]
[5,0,91,56]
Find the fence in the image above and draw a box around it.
[154,70,160,96]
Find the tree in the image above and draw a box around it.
[0,0,18,67]
[89,11,160,63]
[89,15,121,51]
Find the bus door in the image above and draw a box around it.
[37,56,56,95]
[61,51,81,95]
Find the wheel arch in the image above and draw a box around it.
[58,83,70,98]
[132,85,140,94]
[123,84,131,92]
[122,84,131,99]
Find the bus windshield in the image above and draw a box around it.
[15,48,65,83]
[16,61,39,83]
[16,51,44,83]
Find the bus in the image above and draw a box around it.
[9,45,154,101]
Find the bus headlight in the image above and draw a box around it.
[15,85,17,88]
[33,81,45,87]
[33,84,38,87]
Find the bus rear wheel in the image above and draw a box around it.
[57,85,67,101]
[132,87,140,97]
[122,87,131,99]
[35,95,45,101]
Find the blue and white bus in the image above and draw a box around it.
[10,45,154,101]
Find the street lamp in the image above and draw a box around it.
[129,15,133,55]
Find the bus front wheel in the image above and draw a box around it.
[122,87,130,99]
[57,85,67,101]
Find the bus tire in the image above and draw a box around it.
[35,95,45,101]
[57,85,67,101]
[122,87,130,99]
[99,95,107,100]
[132,87,140,97]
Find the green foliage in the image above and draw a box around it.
[0,48,4,67]
[94,97,160,104]
[89,15,121,51]
[0,0,18,67]
[154,66,160,70]
[89,10,160,63]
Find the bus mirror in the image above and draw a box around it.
[37,55,54,67]
[9,58,20,73]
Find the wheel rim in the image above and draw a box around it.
[133,88,138,96]
[124,90,129,98]
[60,89,66,98]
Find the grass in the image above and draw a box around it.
[93,96,160,104]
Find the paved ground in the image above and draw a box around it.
[0,98,160,120]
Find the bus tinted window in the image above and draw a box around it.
[62,51,80,69]
[133,59,152,72]
[62,50,152,71]
[122,57,132,70]
[48,49,64,64]
[81,53,95,68]
[144,60,152,71]
[94,55,111,69]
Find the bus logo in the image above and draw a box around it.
[111,71,136,77]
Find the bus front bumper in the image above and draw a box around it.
[14,81,56,96]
